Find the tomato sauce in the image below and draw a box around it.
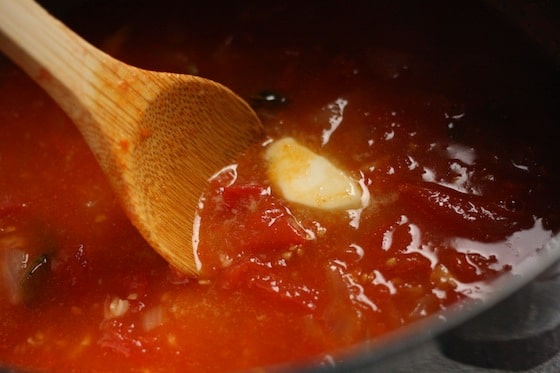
[1,1,560,372]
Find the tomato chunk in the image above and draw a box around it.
[398,182,533,241]
[197,183,313,276]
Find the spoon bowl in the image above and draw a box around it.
[0,0,263,276]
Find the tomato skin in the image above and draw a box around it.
[197,183,312,276]
[221,184,266,207]
[224,184,311,251]
[438,247,505,284]
[398,182,533,242]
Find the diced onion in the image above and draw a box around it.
[142,306,165,331]
[105,297,130,319]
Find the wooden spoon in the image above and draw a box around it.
[0,0,263,276]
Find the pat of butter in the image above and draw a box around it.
[265,137,364,210]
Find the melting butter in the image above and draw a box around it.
[265,137,364,210]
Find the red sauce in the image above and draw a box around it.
[1,1,559,372]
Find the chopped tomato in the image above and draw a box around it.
[398,182,533,242]
[197,183,313,276]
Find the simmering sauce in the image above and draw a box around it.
[1,1,559,372]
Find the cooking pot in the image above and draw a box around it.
[2,0,560,371]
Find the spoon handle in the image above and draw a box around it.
[0,0,148,161]
[0,0,103,116]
